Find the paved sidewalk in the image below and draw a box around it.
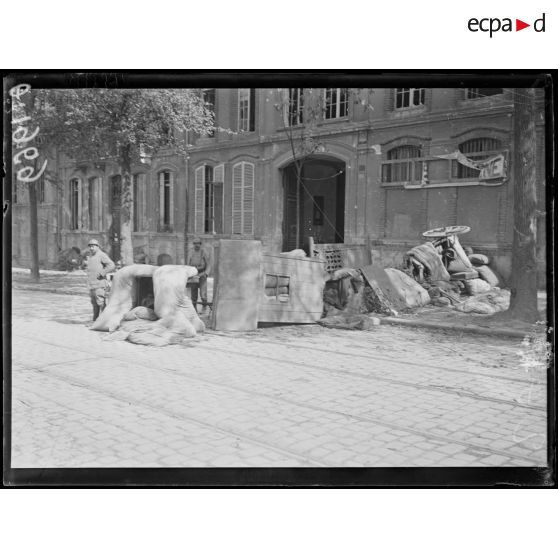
[9,289,548,469]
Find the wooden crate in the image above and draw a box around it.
[259,253,327,324]
[212,240,327,330]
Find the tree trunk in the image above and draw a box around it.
[296,163,301,249]
[506,88,539,322]
[28,179,40,282]
[119,144,134,266]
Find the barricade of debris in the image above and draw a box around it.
[317,226,511,330]
[93,264,206,346]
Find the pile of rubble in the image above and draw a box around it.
[319,225,510,329]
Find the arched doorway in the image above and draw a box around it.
[282,156,345,253]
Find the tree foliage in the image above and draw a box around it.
[31,88,214,264]
[34,88,214,162]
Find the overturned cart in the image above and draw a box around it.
[91,264,205,345]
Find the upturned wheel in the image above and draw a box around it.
[422,225,471,238]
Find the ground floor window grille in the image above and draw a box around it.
[382,145,423,183]
[453,138,503,179]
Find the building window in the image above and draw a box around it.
[395,88,425,109]
[202,89,216,137]
[232,162,255,235]
[69,178,81,230]
[382,145,423,183]
[88,176,103,231]
[158,170,173,231]
[238,88,255,132]
[453,138,503,179]
[194,164,224,234]
[324,88,348,119]
[287,88,304,126]
[132,173,146,232]
[465,88,503,100]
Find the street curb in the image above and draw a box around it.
[379,316,534,339]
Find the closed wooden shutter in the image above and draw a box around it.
[213,164,224,234]
[232,162,255,235]
[158,172,164,228]
[169,171,174,228]
[243,162,254,234]
[194,165,205,233]
[232,163,243,234]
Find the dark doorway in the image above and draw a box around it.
[282,157,345,253]
[135,276,154,308]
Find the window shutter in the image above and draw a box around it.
[214,163,224,185]
[243,162,254,235]
[232,163,243,234]
[158,172,164,229]
[194,166,205,233]
[169,171,174,228]
[213,164,224,234]
[77,178,83,229]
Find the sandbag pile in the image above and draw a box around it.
[91,264,157,332]
[123,306,158,321]
[92,264,204,346]
[454,288,510,314]
[466,253,500,288]
[383,268,431,308]
[406,242,450,282]
[264,274,290,301]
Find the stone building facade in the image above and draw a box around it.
[12,87,546,282]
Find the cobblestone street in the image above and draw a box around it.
[9,287,548,468]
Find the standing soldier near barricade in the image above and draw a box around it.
[85,238,115,322]
[187,237,211,313]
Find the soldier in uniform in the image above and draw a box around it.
[187,237,211,312]
[85,238,116,321]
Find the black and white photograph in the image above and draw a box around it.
[3,74,554,485]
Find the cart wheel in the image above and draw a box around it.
[422,225,471,238]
